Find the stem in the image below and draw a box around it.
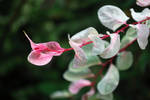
[63,17,150,53]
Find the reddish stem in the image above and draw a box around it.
[63,17,150,88]
[63,17,150,52]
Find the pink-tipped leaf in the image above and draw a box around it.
[69,79,91,94]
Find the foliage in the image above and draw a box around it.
[0,0,150,100]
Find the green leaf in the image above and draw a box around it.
[50,90,72,99]
[96,93,113,100]
[120,27,137,48]
[97,64,119,95]
[63,69,94,82]
[69,44,101,72]
[146,20,150,28]
[116,51,133,71]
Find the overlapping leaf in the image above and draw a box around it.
[120,27,137,48]
[130,8,150,22]
[63,69,94,82]
[100,33,120,59]
[69,44,101,72]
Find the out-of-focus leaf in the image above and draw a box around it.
[120,27,137,48]
[63,69,94,82]
[50,90,72,99]
[116,51,133,71]
[97,64,119,95]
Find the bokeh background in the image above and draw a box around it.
[0,0,150,100]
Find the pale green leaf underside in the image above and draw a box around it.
[88,93,113,100]
[120,27,137,48]
[97,64,119,95]
[146,20,150,28]
[50,90,72,99]
[69,44,101,72]
[96,93,113,100]
[63,69,93,82]
[116,51,133,71]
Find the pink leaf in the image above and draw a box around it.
[28,51,53,66]
[136,0,150,7]
[24,31,37,49]
[69,38,87,68]
[25,32,64,66]
[69,79,91,94]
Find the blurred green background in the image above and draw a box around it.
[0,0,150,100]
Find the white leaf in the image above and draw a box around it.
[100,33,120,59]
[136,24,150,49]
[71,27,99,44]
[69,39,87,68]
[136,0,150,7]
[116,51,133,71]
[130,8,150,22]
[97,64,119,95]
[98,5,129,31]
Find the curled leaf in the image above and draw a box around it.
[88,34,105,55]
[136,24,150,49]
[28,51,53,66]
[69,44,101,72]
[130,8,150,22]
[25,33,64,66]
[116,51,133,71]
[98,5,129,31]
[69,39,87,68]
[100,33,120,59]
[97,64,119,95]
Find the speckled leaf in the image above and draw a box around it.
[97,64,119,95]
[120,27,137,48]
[116,51,133,71]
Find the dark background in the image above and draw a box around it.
[0,0,150,100]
